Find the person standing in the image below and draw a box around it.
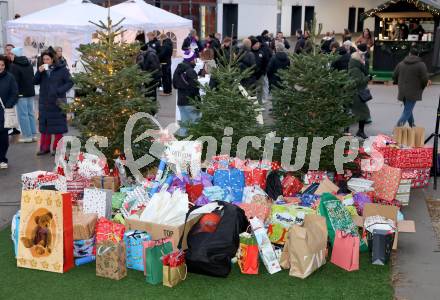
[396,19,409,40]
[219,36,233,63]
[342,29,352,42]
[330,42,350,71]
[238,38,257,91]
[146,32,161,53]
[173,50,200,137]
[267,42,290,91]
[251,36,271,103]
[393,47,429,127]
[348,50,371,139]
[273,31,291,50]
[158,37,173,96]
[320,32,334,54]
[4,43,21,136]
[8,47,37,143]
[356,28,374,48]
[139,46,161,102]
[34,51,73,156]
[182,29,203,57]
[55,47,68,67]
[0,55,18,169]
[294,30,306,54]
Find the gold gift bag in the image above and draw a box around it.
[17,190,66,273]
[407,128,416,148]
[163,264,187,288]
[393,127,403,145]
[414,127,425,147]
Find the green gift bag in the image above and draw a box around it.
[319,193,368,252]
[143,239,173,285]
[112,192,126,210]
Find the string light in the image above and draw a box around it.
[363,0,440,19]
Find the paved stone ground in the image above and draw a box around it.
[0,85,439,299]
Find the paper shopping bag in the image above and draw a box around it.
[124,230,151,271]
[162,250,187,287]
[280,214,327,279]
[330,230,359,271]
[414,127,425,147]
[143,239,173,284]
[96,240,127,280]
[17,190,74,273]
[237,232,259,275]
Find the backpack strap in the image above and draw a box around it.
[177,205,198,250]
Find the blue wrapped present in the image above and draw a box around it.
[300,194,320,207]
[213,168,245,203]
[124,230,151,271]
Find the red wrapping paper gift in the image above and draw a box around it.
[238,203,271,222]
[281,174,303,197]
[95,217,126,254]
[402,168,430,188]
[244,168,268,189]
[389,147,433,169]
[371,164,402,202]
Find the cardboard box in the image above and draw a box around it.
[126,215,201,250]
[73,212,98,240]
[314,178,339,195]
[91,176,120,192]
[353,203,415,250]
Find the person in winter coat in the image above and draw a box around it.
[158,37,173,96]
[173,50,200,137]
[182,29,203,57]
[302,31,314,54]
[267,42,290,91]
[252,36,272,103]
[356,28,374,48]
[139,46,161,101]
[219,36,233,63]
[0,55,18,169]
[55,47,68,68]
[342,29,352,42]
[272,32,291,50]
[9,47,37,143]
[238,38,257,92]
[294,30,306,54]
[348,51,371,139]
[34,51,73,156]
[330,42,351,71]
[146,32,161,53]
[393,47,430,127]
[320,32,334,54]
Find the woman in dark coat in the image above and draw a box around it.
[34,51,73,155]
[0,55,18,169]
[267,42,290,91]
[348,51,371,139]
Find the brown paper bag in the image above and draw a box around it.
[96,241,127,280]
[280,214,328,279]
[414,127,425,147]
[401,127,409,146]
[163,264,187,287]
[73,212,98,240]
[314,178,339,195]
[407,128,416,147]
[393,127,403,145]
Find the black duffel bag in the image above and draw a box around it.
[184,201,249,277]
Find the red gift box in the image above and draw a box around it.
[244,168,268,189]
[281,174,303,197]
[95,217,126,250]
[402,168,430,188]
[305,171,328,184]
[389,147,433,169]
[371,164,402,202]
[185,183,204,203]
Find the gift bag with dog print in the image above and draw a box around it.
[17,190,74,273]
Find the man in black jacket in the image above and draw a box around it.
[139,46,161,102]
[252,36,272,103]
[159,37,173,96]
[294,30,306,54]
[330,42,350,71]
[9,47,37,143]
[173,50,200,137]
[267,42,290,91]
[146,32,161,53]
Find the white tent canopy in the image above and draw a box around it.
[113,0,192,31]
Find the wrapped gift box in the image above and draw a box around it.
[389,147,433,169]
[73,212,98,240]
[91,176,120,192]
[213,168,245,203]
[371,165,402,202]
[21,171,67,191]
[83,188,113,218]
[396,179,412,206]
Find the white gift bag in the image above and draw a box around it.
[83,188,113,218]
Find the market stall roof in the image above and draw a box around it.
[112,0,193,31]
[5,0,144,33]
[362,0,440,20]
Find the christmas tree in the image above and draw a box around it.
[70,17,158,165]
[186,54,264,160]
[271,16,355,172]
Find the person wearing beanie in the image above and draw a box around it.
[238,38,257,92]
[182,29,203,57]
[219,36,233,62]
[393,47,430,128]
[9,47,37,143]
[173,50,200,136]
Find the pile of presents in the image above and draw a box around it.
[10,132,429,286]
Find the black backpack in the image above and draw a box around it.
[184,201,249,277]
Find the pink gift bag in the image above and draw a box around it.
[331,230,359,272]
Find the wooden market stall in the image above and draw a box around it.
[362,0,440,74]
